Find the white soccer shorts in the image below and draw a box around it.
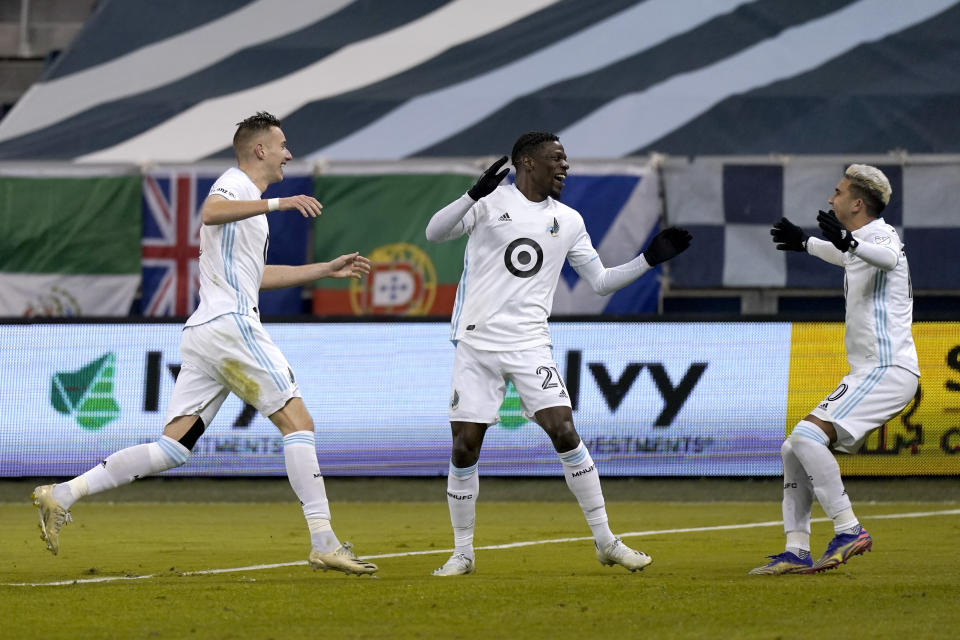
[164,313,301,427]
[448,341,571,425]
[809,365,919,454]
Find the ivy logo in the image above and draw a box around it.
[498,381,529,430]
[50,353,120,430]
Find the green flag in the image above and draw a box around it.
[312,173,474,316]
[0,175,141,316]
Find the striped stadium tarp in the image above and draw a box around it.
[0,0,958,162]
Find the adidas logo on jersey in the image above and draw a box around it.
[498,212,512,222]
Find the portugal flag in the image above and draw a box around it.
[312,172,473,317]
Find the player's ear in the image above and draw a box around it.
[255,143,264,160]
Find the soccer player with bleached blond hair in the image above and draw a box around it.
[752,164,919,575]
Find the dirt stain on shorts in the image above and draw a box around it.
[221,358,260,407]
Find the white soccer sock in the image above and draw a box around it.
[789,421,859,534]
[282,430,339,552]
[446,461,479,559]
[53,436,190,510]
[558,442,615,549]
[780,439,812,553]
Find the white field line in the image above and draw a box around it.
[8,508,959,587]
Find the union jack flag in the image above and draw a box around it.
[141,172,208,316]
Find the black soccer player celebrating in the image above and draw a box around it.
[425,132,692,576]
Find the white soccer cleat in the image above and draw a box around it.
[431,553,475,576]
[31,484,72,556]
[308,542,378,575]
[596,537,652,572]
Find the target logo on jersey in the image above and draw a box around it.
[503,237,544,278]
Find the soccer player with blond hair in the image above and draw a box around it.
[752,164,919,575]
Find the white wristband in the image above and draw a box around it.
[267,197,280,211]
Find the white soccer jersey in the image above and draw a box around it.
[185,167,269,327]
[842,218,919,375]
[450,183,598,350]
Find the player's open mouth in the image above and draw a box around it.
[553,173,566,186]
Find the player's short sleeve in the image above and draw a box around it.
[208,172,243,201]
[566,214,599,267]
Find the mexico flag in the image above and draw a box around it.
[0,171,141,317]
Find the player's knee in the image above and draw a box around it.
[165,452,190,469]
[780,439,793,459]
[451,438,481,468]
[788,420,830,447]
[545,420,578,452]
[153,436,191,470]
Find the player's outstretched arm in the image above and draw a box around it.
[575,226,692,295]
[770,217,808,251]
[643,226,692,266]
[772,214,845,267]
[260,253,371,290]
[200,194,323,226]
[817,209,898,270]
[426,156,509,243]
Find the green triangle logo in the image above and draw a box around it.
[50,353,120,431]
[498,381,529,430]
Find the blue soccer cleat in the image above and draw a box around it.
[808,528,872,573]
[747,551,813,575]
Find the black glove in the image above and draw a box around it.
[770,217,809,252]
[643,227,692,266]
[817,209,856,252]
[467,156,510,200]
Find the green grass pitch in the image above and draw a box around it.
[1,490,959,639]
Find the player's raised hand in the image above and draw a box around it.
[643,227,692,266]
[326,252,371,279]
[770,217,809,251]
[817,209,854,252]
[467,156,510,201]
[281,195,323,218]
